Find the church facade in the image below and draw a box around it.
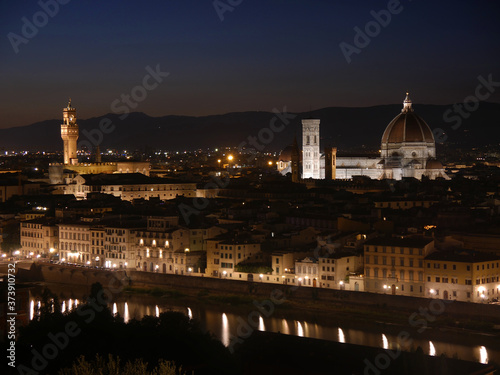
[278,93,449,181]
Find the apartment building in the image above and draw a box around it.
[364,236,435,297]
[90,227,106,267]
[295,257,319,287]
[206,233,262,278]
[58,222,91,264]
[104,225,139,269]
[425,249,500,303]
[134,216,192,273]
[318,250,364,290]
[20,219,58,258]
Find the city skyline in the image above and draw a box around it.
[1,0,500,129]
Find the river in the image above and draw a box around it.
[27,284,499,365]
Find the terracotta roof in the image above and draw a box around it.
[381,111,434,144]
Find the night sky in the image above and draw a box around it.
[1,0,499,129]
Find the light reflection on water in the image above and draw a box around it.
[123,302,129,323]
[338,328,345,343]
[382,334,389,350]
[221,313,230,346]
[28,293,498,364]
[480,346,488,364]
[429,341,436,356]
[282,319,289,335]
[258,315,265,331]
[297,321,304,337]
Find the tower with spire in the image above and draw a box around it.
[60,99,79,165]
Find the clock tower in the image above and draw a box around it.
[61,99,79,165]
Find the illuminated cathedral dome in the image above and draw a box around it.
[380,93,436,163]
[381,93,435,144]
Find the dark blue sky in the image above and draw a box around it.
[1,0,499,128]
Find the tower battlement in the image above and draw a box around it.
[61,99,79,165]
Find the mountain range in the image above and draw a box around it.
[0,102,499,153]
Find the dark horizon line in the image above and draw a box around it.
[3,100,499,131]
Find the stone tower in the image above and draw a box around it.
[61,99,79,165]
[325,147,337,180]
[301,118,320,179]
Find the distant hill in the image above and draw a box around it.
[0,102,498,152]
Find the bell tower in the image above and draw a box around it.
[61,99,79,165]
[302,118,320,179]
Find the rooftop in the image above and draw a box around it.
[365,236,433,248]
[425,249,500,263]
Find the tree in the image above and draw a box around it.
[58,354,183,375]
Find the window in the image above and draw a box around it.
[400,258,405,266]
[435,277,440,282]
